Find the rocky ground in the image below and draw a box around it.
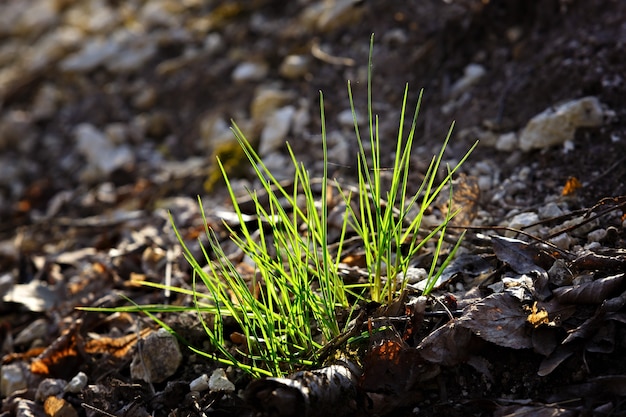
[1,0,626,416]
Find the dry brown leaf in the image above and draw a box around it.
[417,320,474,366]
[492,236,554,273]
[460,293,533,349]
[537,344,577,377]
[84,327,152,358]
[553,273,625,304]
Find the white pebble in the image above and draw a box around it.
[36,379,67,402]
[130,328,182,383]
[538,202,564,219]
[587,228,606,243]
[519,97,606,152]
[449,63,486,99]
[549,233,573,250]
[232,61,269,82]
[495,132,518,152]
[65,372,88,393]
[279,55,309,79]
[189,374,210,392]
[0,363,28,397]
[208,368,235,393]
[505,212,540,236]
[259,106,295,156]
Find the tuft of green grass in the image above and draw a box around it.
[339,36,475,303]
[80,35,476,378]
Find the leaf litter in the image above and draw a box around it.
[3,174,626,416]
[2,1,626,416]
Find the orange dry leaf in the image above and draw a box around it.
[562,177,582,196]
[29,324,152,375]
[84,327,153,358]
[44,396,78,417]
[525,302,551,327]
[341,253,367,268]
[30,325,80,375]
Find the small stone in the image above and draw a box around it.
[130,328,182,383]
[259,106,295,156]
[587,228,607,243]
[279,55,309,79]
[315,0,365,32]
[60,38,120,73]
[477,175,492,191]
[0,111,37,152]
[14,318,48,346]
[36,379,67,402]
[232,61,269,83]
[326,131,350,166]
[250,88,294,120]
[105,35,157,73]
[189,374,210,392]
[32,84,61,121]
[260,153,295,182]
[505,212,540,237]
[495,132,518,152]
[1,363,28,397]
[538,202,564,219]
[382,28,408,45]
[584,241,601,250]
[449,63,486,99]
[203,33,224,55]
[549,233,573,250]
[65,372,88,394]
[139,0,182,27]
[518,97,606,152]
[398,267,428,284]
[208,368,235,393]
[133,86,157,110]
[337,109,363,130]
[9,0,59,37]
[75,123,135,178]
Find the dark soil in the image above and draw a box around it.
[2,1,626,416]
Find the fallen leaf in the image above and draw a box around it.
[553,273,625,304]
[537,344,577,376]
[561,177,582,196]
[461,293,533,349]
[418,319,474,366]
[361,323,439,393]
[492,236,554,274]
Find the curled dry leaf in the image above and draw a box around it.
[553,273,626,304]
[494,404,577,417]
[244,362,360,417]
[571,249,626,272]
[562,288,626,344]
[547,375,626,403]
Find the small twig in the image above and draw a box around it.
[311,39,355,66]
[81,403,117,417]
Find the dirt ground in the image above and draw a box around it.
[1,0,626,416]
